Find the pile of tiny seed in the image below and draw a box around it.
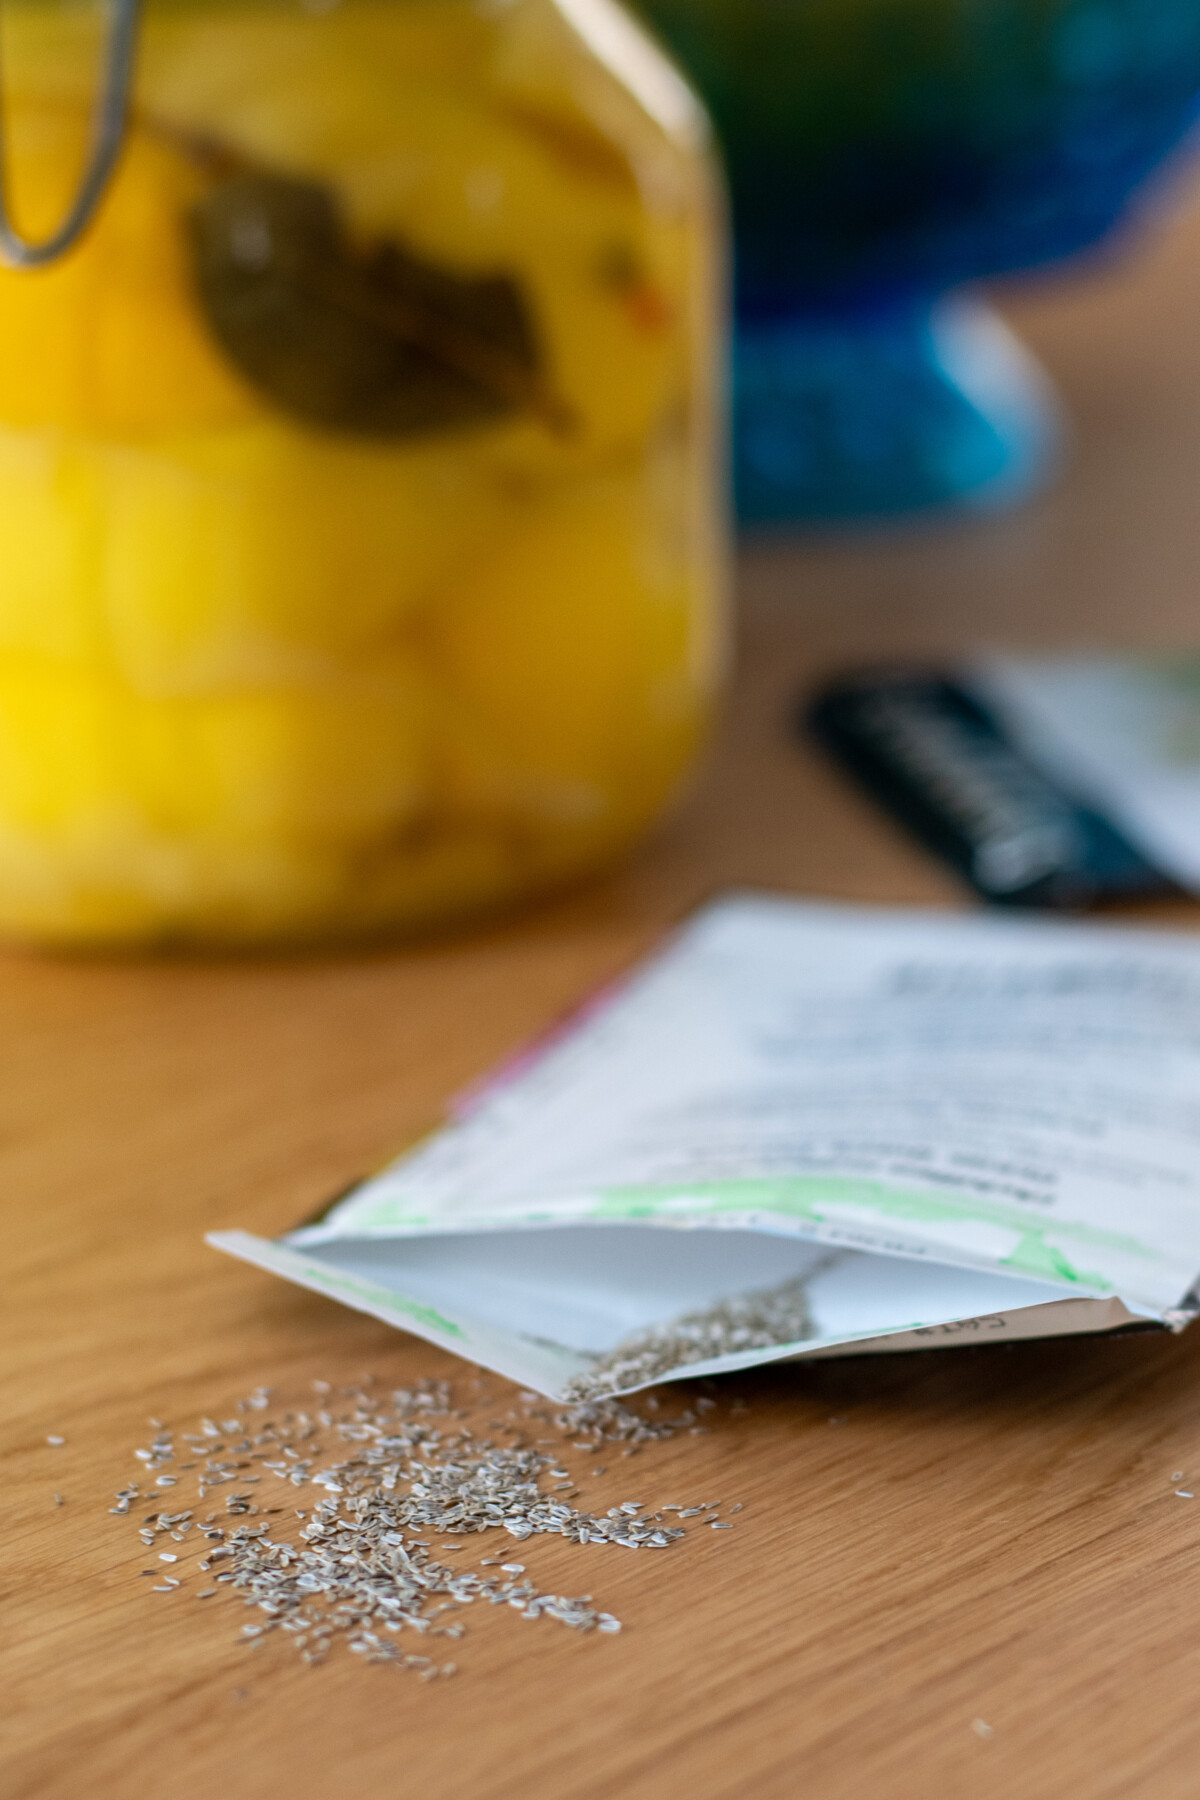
[108,1377,735,1679]
[563,1274,818,1402]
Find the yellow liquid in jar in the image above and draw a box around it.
[0,0,726,945]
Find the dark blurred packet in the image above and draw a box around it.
[806,660,1189,909]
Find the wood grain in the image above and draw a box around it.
[10,172,1200,1800]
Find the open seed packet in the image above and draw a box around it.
[210,894,1200,1398]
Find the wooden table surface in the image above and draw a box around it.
[12,174,1200,1800]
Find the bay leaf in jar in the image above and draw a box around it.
[189,173,570,438]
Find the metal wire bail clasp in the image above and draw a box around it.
[0,0,142,268]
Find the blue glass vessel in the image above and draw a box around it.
[634,0,1200,523]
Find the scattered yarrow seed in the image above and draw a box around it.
[107,1376,738,1680]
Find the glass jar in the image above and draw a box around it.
[0,0,726,946]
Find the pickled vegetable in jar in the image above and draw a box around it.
[0,0,726,946]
